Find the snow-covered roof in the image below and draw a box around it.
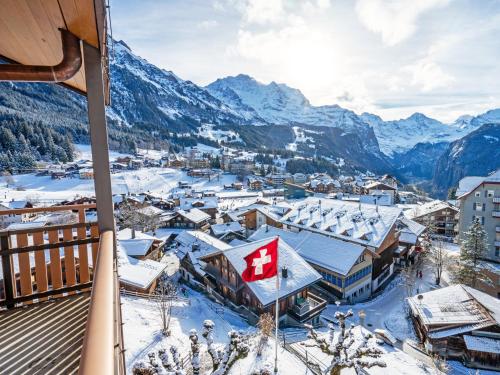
[119,239,155,257]
[280,197,401,249]
[177,208,211,224]
[136,205,166,216]
[249,226,367,276]
[399,217,426,237]
[211,222,244,236]
[457,169,500,198]
[463,335,500,354]
[117,241,167,289]
[204,236,321,306]
[174,230,231,261]
[407,285,498,331]
[364,181,396,191]
[404,200,458,220]
[179,197,218,210]
[117,228,159,241]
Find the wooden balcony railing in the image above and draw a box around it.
[0,204,99,307]
[79,230,117,374]
[0,204,125,374]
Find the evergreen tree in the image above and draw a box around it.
[455,219,489,287]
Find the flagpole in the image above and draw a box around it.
[274,236,279,374]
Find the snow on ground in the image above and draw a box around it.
[290,326,437,375]
[74,144,131,161]
[122,289,253,373]
[122,287,311,374]
[0,168,239,203]
[197,124,243,144]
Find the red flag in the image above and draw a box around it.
[241,238,279,282]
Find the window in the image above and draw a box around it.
[487,190,494,198]
[475,192,481,197]
[474,203,484,211]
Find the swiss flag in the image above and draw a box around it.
[241,238,279,282]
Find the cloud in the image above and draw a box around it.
[355,0,451,46]
[405,58,455,91]
[242,0,285,25]
[197,20,218,30]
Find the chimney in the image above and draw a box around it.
[192,243,200,252]
[281,267,288,278]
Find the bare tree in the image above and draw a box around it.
[305,310,386,375]
[153,276,177,336]
[256,313,274,355]
[120,200,143,238]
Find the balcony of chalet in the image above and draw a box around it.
[0,1,124,374]
[287,292,327,324]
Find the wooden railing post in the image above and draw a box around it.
[0,232,15,308]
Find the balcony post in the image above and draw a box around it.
[0,233,15,308]
[82,42,115,233]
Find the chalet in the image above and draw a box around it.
[210,222,245,242]
[364,181,397,205]
[309,178,341,194]
[130,159,144,170]
[174,230,231,282]
[200,237,326,326]
[408,285,500,371]
[280,197,402,291]
[239,204,289,232]
[179,196,218,220]
[169,158,186,169]
[117,228,164,261]
[0,200,36,229]
[250,226,374,302]
[79,168,94,179]
[163,208,211,230]
[117,241,167,294]
[395,217,426,266]
[266,173,292,187]
[405,200,459,239]
[247,177,263,191]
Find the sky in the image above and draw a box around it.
[110,0,500,123]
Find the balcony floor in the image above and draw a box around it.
[0,293,90,375]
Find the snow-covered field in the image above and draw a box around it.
[122,289,312,374]
[0,167,238,203]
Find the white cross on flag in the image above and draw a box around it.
[241,238,279,282]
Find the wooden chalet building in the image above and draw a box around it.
[280,197,402,291]
[405,200,459,239]
[408,285,500,371]
[163,208,211,230]
[250,226,374,302]
[200,237,326,326]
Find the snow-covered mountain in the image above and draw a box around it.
[107,41,252,130]
[360,112,481,156]
[207,74,372,132]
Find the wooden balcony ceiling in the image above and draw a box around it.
[0,292,90,375]
[0,0,108,96]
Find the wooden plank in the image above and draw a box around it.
[78,209,90,283]
[0,234,16,307]
[0,203,96,217]
[0,237,99,256]
[63,228,77,293]
[0,282,92,306]
[48,229,63,295]
[0,221,97,237]
[16,233,33,298]
[90,225,99,270]
[32,231,49,299]
[59,0,99,47]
